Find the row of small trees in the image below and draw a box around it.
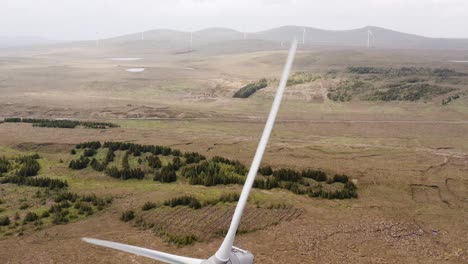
[76,141,101,150]
[233,79,268,98]
[253,177,357,199]
[70,141,207,181]
[163,196,202,209]
[69,156,90,170]
[105,166,145,180]
[4,118,118,129]
[267,168,348,184]
[308,182,358,199]
[103,142,180,157]
[141,192,240,212]
[1,176,68,190]
[68,141,358,199]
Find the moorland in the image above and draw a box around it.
[0,26,467,263]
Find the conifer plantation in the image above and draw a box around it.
[68,141,358,200]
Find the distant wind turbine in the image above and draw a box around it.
[141,31,145,41]
[95,32,100,47]
[190,31,193,51]
[367,29,374,49]
[302,28,306,45]
[82,39,299,264]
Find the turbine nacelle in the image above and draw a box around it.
[203,248,254,264]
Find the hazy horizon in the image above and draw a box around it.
[2,0,468,41]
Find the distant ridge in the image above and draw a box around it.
[102,25,468,51]
[3,26,468,52]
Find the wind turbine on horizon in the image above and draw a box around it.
[95,32,100,47]
[82,39,299,264]
[190,31,193,51]
[302,28,306,45]
[367,29,374,49]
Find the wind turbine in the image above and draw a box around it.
[190,31,193,51]
[95,32,100,47]
[367,29,374,49]
[82,39,298,264]
[302,28,306,45]
[141,31,145,41]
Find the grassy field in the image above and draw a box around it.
[0,44,467,263]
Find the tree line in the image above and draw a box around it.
[103,142,180,157]
[0,176,68,190]
[348,66,467,78]
[68,141,358,199]
[69,156,90,170]
[233,78,268,98]
[4,118,118,129]
[105,166,145,180]
[140,192,240,213]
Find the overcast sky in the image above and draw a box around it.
[2,0,468,40]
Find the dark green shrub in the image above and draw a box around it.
[183,152,206,164]
[302,169,327,182]
[15,156,41,177]
[142,202,157,211]
[147,155,162,169]
[83,148,97,157]
[218,192,240,203]
[41,211,50,218]
[68,156,90,170]
[120,210,135,222]
[154,166,177,183]
[0,216,10,226]
[24,212,39,222]
[333,174,349,183]
[273,168,302,182]
[4,117,22,123]
[164,196,202,209]
[258,165,273,176]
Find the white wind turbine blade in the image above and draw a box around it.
[215,39,298,262]
[82,238,203,264]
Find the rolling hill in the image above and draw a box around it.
[99,25,468,52]
[2,26,468,58]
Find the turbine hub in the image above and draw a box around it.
[203,248,254,264]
